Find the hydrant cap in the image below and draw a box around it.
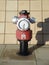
[19,10,30,15]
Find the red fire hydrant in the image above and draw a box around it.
[12,10,35,56]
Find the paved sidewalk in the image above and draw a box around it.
[0,44,49,65]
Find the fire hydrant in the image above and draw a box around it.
[12,10,35,56]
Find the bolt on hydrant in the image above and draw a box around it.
[12,10,35,56]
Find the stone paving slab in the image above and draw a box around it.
[0,44,36,65]
[0,45,6,57]
[0,44,49,65]
[0,60,36,65]
[3,44,20,50]
[35,47,49,65]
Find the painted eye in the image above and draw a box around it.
[17,18,30,31]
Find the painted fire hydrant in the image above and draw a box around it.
[12,10,35,56]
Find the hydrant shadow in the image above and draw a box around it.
[29,18,49,55]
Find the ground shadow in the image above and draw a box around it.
[29,18,49,54]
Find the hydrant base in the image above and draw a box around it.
[18,51,30,56]
[17,40,30,56]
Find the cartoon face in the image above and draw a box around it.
[17,18,30,31]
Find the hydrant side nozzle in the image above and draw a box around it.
[12,16,19,24]
[29,17,36,23]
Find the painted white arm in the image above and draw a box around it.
[12,16,19,24]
